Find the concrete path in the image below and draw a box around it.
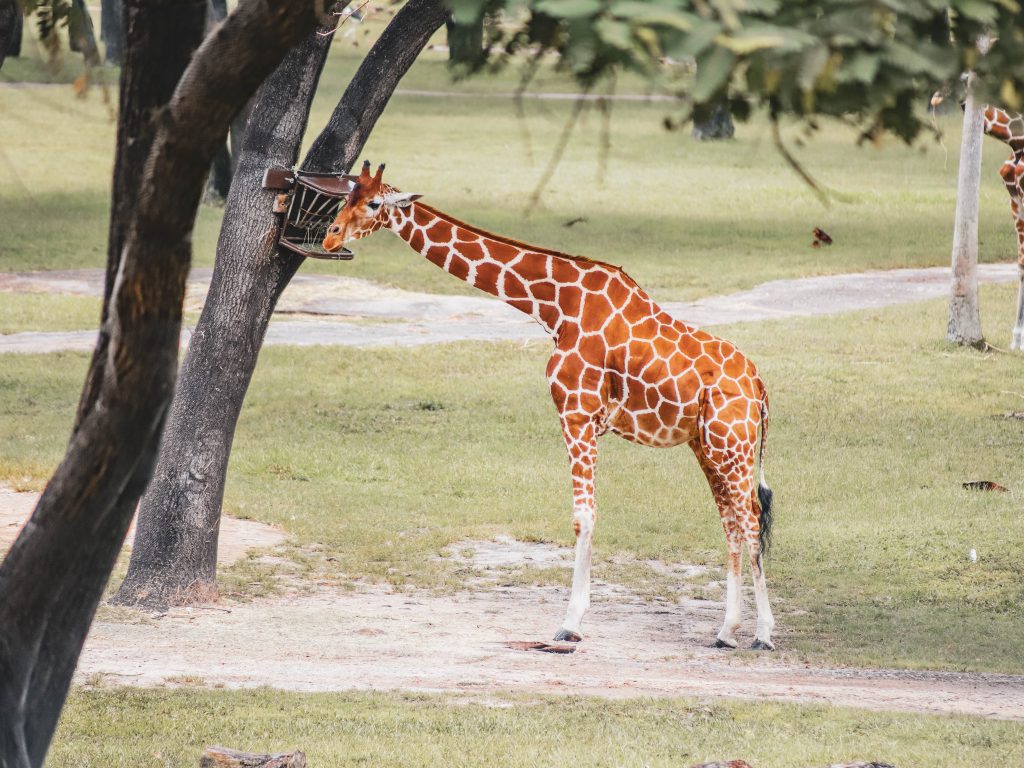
[0,264,1016,354]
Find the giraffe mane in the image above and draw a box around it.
[413,202,639,288]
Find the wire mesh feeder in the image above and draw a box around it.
[262,166,356,260]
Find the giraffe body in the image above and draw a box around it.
[981,106,1024,349]
[324,163,775,649]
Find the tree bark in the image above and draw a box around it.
[947,72,986,347]
[447,11,483,67]
[0,0,19,67]
[69,0,101,64]
[204,0,234,203]
[100,0,122,65]
[114,0,449,609]
[0,0,322,764]
[692,103,735,140]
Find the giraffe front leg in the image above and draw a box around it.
[715,531,743,649]
[554,418,598,643]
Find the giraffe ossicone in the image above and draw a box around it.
[324,162,776,650]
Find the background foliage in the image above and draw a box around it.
[450,0,1024,142]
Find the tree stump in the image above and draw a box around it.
[200,747,307,768]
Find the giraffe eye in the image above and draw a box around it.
[367,200,382,211]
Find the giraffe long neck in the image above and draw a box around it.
[983,105,1024,154]
[386,202,597,335]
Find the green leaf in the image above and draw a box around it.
[953,0,1000,22]
[535,0,604,20]
[881,41,941,74]
[608,1,697,32]
[662,18,721,58]
[448,0,490,22]
[798,44,830,91]
[594,16,635,51]
[716,30,785,54]
[837,52,881,84]
[693,45,736,103]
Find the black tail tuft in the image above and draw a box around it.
[757,482,774,558]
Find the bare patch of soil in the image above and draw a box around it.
[0,486,286,566]
[63,528,1024,721]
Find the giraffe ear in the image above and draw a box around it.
[382,192,423,208]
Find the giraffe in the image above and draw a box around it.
[323,162,776,650]
[980,105,1024,349]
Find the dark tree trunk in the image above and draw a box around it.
[68,0,100,64]
[113,0,449,609]
[204,0,233,203]
[100,0,122,65]
[0,0,321,763]
[446,12,483,67]
[9,6,21,57]
[0,0,20,67]
[692,103,735,141]
[205,142,234,203]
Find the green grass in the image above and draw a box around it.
[0,293,101,332]
[3,285,1024,673]
[49,688,1024,768]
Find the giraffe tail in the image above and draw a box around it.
[757,394,773,559]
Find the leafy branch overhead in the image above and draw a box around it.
[448,0,1024,142]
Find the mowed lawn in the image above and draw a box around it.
[2,285,1023,673]
[49,689,1024,768]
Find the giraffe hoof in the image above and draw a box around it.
[751,639,775,651]
[713,638,738,650]
[553,628,582,643]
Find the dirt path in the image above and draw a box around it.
[0,486,285,567]
[3,487,1020,719]
[75,579,1024,720]
[0,264,1016,353]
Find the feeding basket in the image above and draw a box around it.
[262,166,356,260]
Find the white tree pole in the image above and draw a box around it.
[947,71,987,347]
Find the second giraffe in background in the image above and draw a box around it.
[324,162,776,650]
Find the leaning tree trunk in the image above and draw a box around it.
[113,0,449,609]
[947,72,986,347]
[100,0,122,64]
[0,0,322,762]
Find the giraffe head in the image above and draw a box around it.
[322,161,422,252]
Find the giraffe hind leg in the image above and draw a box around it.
[692,399,775,650]
[691,442,744,649]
